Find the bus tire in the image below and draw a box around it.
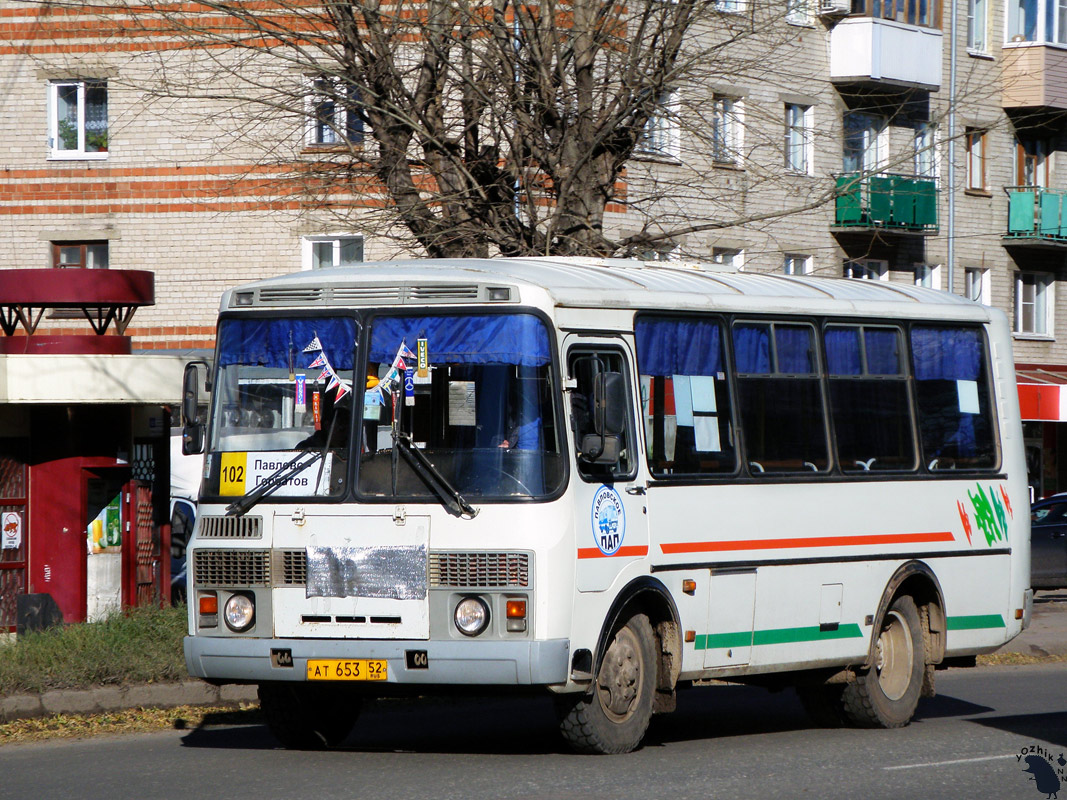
[258,683,361,749]
[841,595,924,728]
[557,613,656,755]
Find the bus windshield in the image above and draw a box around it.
[207,316,357,500]
[356,312,565,501]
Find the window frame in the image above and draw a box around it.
[913,264,942,290]
[967,0,988,51]
[844,259,889,281]
[1015,136,1050,188]
[783,253,813,275]
[637,91,680,160]
[1015,271,1054,337]
[965,128,988,192]
[712,247,744,270]
[965,267,991,305]
[842,111,887,174]
[52,241,109,269]
[785,103,813,175]
[302,235,365,270]
[48,80,108,161]
[304,77,364,148]
[568,346,639,483]
[712,95,743,167]
[786,0,815,24]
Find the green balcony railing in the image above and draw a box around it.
[1005,187,1067,241]
[834,173,938,233]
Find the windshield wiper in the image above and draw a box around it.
[225,449,325,517]
[392,432,479,519]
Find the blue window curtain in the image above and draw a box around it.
[217,317,356,368]
[911,327,981,381]
[825,327,861,375]
[733,324,771,374]
[865,328,901,375]
[634,317,723,376]
[776,326,815,374]
[369,314,551,366]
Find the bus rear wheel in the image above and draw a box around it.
[841,595,924,728]
[258,683,361,749]
[557,613,656,755]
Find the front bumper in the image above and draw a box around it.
[184,635,570,686]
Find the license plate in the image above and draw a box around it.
[306,659,388,681]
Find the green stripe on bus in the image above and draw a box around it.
[946,614,1006,631]
[695,623,864,651]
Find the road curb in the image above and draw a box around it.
[0,681,258,723]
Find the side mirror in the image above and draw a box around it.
[182,361,208,456]
[594,372,627,436]
[579,371,627,464]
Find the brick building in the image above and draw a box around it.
[1,0,1066,495]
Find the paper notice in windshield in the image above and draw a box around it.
[448,381,477,426]
[219,451,333,496]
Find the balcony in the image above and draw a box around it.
[829,17,943,90]
[1002,45,1067,110]
[834,173,938,234]
[1004,187,1067,245]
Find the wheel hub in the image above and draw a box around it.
[597,628,642,720]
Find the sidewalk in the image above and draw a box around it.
[0,590,1063,724]
[994,588,1067,657]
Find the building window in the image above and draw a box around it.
[842,112,885,174]
[48,80,107,159]
[638,92,679,159]
[965,267,990,304]
[844,259,888,281]
[1015,272,1053,335]
[786,0,814,24]
[965,128,987,191]
[785,104,812,174]
[712,247,744,269]
[848,0,940,26]
[914,122,937,179]
[716,0,746,12]
[303,235,364,270]
[913,264,941,289]
[52,241,108,269]
[1016,137,1049,187]
[967,0,987,50]
[1008,0,1067,42]
[305,78,363,147]
[712,96,743,166]
[783,253,813,275]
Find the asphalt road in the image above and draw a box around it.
[1,663,1064,800]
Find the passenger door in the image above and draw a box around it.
[566,337,650,593]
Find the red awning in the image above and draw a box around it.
[1017,364,1067,421]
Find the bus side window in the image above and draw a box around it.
[569,350,634,480]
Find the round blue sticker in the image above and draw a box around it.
[591,485,626,556]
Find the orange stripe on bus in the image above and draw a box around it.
[659,531,955,555]
[577,545,650,560]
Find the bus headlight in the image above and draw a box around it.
[224,593,255,632]
[454,596,490,636]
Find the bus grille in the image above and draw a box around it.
[197,515,262,539]
[193,549,271,587]
[273,549,308,587]
[429,552,530,588]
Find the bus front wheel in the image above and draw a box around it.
[841,595,924,728]
[258,683,361,749]
[557,613,657,754]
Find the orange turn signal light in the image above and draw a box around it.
[199,594,218,615]
[506,600,527,619]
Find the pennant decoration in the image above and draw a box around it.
[302,337,352,401]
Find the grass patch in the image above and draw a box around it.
[0,703,263,745]
[0,605,188,695]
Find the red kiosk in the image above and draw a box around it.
[0,270,184,629]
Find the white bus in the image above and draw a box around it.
[182,258,1031,754]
